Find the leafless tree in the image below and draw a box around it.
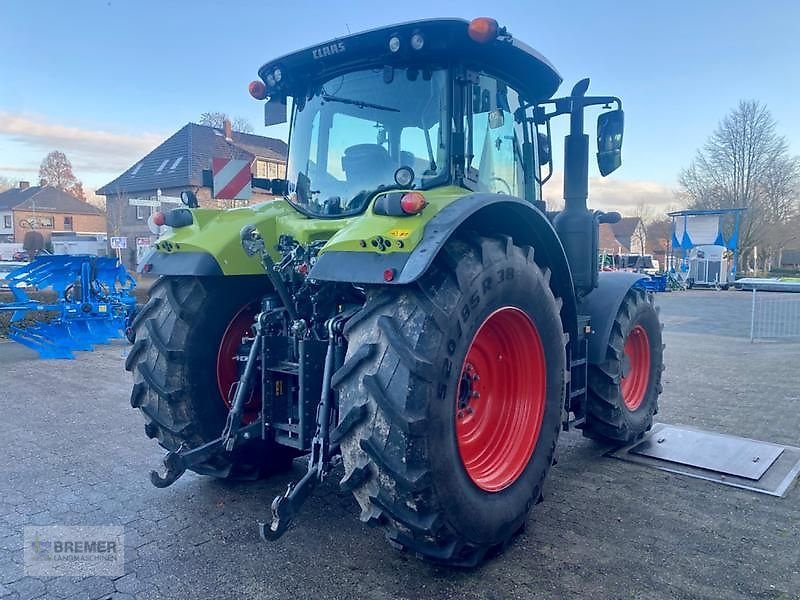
[630,202,657,255]
[38,150,87,199]
[198,112,254,134]
[39,151,79,189]
[678,101,800,269]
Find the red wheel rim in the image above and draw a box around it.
[216,303,260,424]
[621,325,651,411]
[455,307,547,493]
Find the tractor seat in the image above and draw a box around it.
[341,144,393,184]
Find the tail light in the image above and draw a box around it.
[400,192,427,215]
[373,191,428,216]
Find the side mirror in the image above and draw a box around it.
[537,132,551,166]
[597,109,624,176]
[265,97,288,126]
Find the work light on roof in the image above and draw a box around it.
[273,67,282,83]
[248,80,267,99]
[265,73,275,87]
[468,17,499,43]
[388,35,401,53]
[410,33,424,51]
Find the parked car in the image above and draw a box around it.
[12,250,30,261]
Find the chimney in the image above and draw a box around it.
[223,118,233,142]
[19,181,29,190]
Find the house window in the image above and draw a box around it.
[3,215,10,229]
[156,159,169,173]
[136,205,150,220]
[267,162,278,179]
[277,163,286,179]
[255,159,268,178]
[64,216,73,231]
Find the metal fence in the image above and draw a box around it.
[750,289,800,342]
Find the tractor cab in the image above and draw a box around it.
[249,18,563,217]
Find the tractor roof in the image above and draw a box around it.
[257,18,562,103]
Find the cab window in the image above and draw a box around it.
[467,75,526,198]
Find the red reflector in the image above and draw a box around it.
[383,268,395,282]
[468,17,499,43]
[143,263,153,273]
[249,80,267,100]
[152,211,166,226]
[400,192,427,215]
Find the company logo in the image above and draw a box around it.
[312,41,346,60]
[24,526,124,576]
[29,536,52,559]
[19,216,54,229]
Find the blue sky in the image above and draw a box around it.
[1,0,798,211]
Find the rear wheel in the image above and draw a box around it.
[333,236,566,566]
[125,276,297,479]
[583,288,664,443]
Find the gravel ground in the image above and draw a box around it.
[0,289,798,599]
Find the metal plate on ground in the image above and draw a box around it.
[629,424,782,480]
[608,423,800,497]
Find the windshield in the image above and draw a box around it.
[286,68,449,217]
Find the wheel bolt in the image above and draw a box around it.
[471,391,480,398]
[457,410,464,419]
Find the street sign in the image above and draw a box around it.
[156,190,182,204]
[110,237,127,249]
[128,198,161,207]
[212,158,252,200]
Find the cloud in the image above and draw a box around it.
[0,112,165,183]
[541,170,680,217]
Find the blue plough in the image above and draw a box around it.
[0,255,138,359]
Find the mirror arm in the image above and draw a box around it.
[540,119,554,185]
[532,96,622,126]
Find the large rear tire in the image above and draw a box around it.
[125,276,297,479]
[333,236,566,566]
[583,288,664,443]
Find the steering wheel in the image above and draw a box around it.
[490,177,512,195]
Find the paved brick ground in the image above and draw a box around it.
[0,289,798,599]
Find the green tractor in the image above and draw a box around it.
[127,17,663,567]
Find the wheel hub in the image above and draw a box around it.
[455,307,547,493]
[216,303,261,424]
[620,324,651,411]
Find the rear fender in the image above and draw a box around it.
[311,193,578,342]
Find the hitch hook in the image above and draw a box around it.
[149,446,187,488]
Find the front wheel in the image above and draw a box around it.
[333,236,566,566]
[583,288,664,443]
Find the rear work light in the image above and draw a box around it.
[468,17,499,43]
